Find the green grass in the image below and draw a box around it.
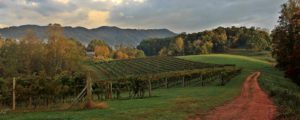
[0,73,248,120]
[259,67,300,119]
[1,54,299,120]
[225,49,275,63]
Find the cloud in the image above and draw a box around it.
[0,0,287,32]
[111,0,124,5]
[0,24,7,28]
[54,0,70,4]
[132,0,145,3]
[86,10,110,27]
[109,0,286,32]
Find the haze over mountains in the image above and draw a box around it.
[0,25,176,46]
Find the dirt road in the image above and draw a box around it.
[189,72,277,120]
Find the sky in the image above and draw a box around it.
[0,0,287,33]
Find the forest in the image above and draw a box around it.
[138,26,271,56]
[87,39,145,61]
[272,0,300,85]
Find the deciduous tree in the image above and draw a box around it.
[272,0,300,84]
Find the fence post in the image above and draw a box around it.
[165,78,168,88]
[12,77,16,111]
[148,79,152,97]
[86,72,93,102]
[182,76,185,87]
[221,75,225,86]
[201,75,204,86]
[109,82,113,99]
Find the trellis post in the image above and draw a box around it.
[221,75,225,86]
[148,79,152,97]
[86,72,93,102]
[182,76,185,87]
[201,75,204,86]
[109,82,113,99]
[165,78,168,88]
[12,77,16,111]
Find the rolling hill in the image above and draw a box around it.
[0,25,176,46]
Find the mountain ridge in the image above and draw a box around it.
[0,25,176,46]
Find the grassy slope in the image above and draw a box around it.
[225,49,275,63]
[183,54,300,119]
[259,67,300,119]
[1,54,298,120]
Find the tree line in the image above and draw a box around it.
[138,26,271,56]
[87,40,145,61]
[272,0,300,85]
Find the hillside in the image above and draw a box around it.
[0,25,176,46]
[138,26,271,56]
[225,49,275,63]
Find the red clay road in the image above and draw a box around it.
[189,72,277,120]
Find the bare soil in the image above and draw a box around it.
[189,72,277,120]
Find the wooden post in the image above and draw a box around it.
[12,77,16,111]
[86,72,92,102]
[109,82,113,99]
[201,75,204,86]
[221,76,225,86]
[148,80,152,97]
[182,76,185,87]
[165,78,168,88]
[128,82,131,98]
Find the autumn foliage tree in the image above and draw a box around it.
[87,40,111,52]
[272,0,300,85]
[0,23,87,108]
[159,37,185,56]
[46,24,86,75]
[112,44,145,59]
[114,50,129,59]
[94,45,111,59]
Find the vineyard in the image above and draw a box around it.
[88,57,242,100]
[3,54,293,120]
[0,56,241,111]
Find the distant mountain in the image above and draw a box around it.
[0,25,176,46]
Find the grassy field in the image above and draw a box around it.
[225,49,275,63]
[1,54,299,120]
